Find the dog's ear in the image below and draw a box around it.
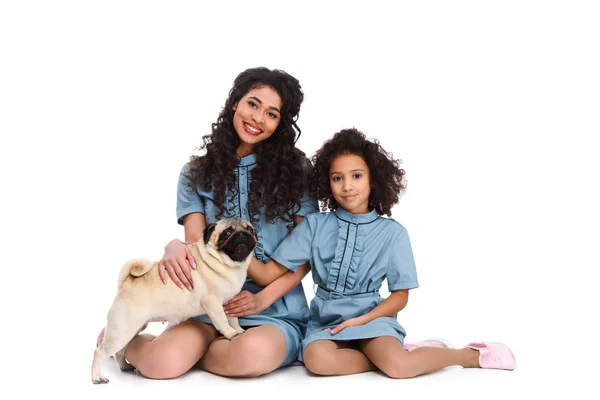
[203,223,217,245]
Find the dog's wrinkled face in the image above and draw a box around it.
[203,218,258,263]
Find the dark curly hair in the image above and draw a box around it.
[187,67,308,223]
[310,128,406,217]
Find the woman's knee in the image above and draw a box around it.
[208,327,287,377]
[130,321,215,379]
[134,343,191,379]
[303,342,339,376]
[232,335,284,376]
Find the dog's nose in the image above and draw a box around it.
[223,231,256,262]
[236,231,254,240]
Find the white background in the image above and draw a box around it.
[1,1,598,398]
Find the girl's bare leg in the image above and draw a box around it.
[303,339,376,376]
[358,336,480,379]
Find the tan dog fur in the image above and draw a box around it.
[91,218,257,384]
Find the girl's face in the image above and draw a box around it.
[329,153,371,214]
[232,86,282,153]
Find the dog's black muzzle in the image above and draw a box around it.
[220,231,257,262]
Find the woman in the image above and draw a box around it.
[100,67,318,379]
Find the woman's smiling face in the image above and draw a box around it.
[232,85,282,151]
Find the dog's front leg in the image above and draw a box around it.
[202,296,239,340]
[227,316,245,335]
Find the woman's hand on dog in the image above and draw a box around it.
[223,291,267,317]
[159,239,196,291]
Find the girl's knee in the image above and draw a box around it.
[380,361,417,379]
[303,343,338,376]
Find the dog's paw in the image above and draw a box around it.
[222,329,240,340]
[235,326,245,335]
[92,375,109,384]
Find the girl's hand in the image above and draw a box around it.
[326,317,366,335]
[223,291,268,317]
[158,239,197,291]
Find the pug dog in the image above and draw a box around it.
[91,217,257,384]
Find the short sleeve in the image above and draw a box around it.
[271,216,314,272]
[386,227,419,291]
[176,164,205,225]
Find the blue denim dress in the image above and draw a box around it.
[175,152,318,366]
[271,208,419,361]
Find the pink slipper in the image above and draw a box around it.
[404,339,448,351]
[465,342,516,370]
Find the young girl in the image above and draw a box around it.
[249,128,516,377]
[99,67,318,379]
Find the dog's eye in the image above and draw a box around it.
[225,230,231,237]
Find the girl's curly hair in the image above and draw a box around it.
[187,67,308,223]
[310,128,406,217]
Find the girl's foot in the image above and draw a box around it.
[464,342,516,370]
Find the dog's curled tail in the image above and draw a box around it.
[117,258,154,289]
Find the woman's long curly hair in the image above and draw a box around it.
[310,128,406,217]
[187,67,307,223]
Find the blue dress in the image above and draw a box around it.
[271,208,419,361]
[175,152,318,366]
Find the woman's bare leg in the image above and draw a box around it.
[198,325,287,378]
[124,320,218,379]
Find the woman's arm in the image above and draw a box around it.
[328,290,409,334]
[183,212,206,243]
[158,212,206,290]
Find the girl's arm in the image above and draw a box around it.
[328,290,409,334]
[246,257,290,286]
[245,214,309,286]
[223,214,312,317]
[223,263,311,317]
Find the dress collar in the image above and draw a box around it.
[334,208,379,224]
[237,152,257,167]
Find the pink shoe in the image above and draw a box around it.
[465,342,516,370]
[404,339,448,351]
